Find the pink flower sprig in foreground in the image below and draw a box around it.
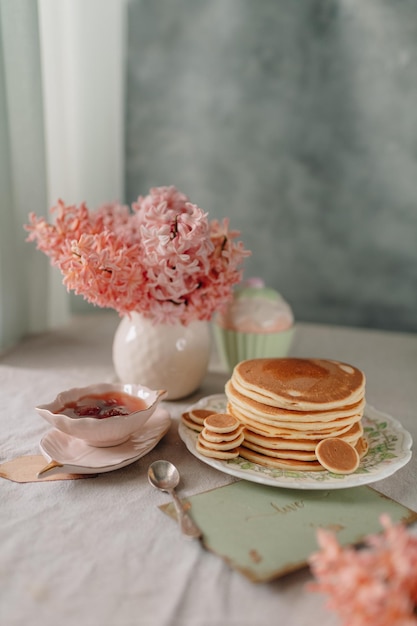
[308,515,417,626]
[25,186,251,325]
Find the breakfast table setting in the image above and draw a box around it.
[1,186,416,626]
[1,311,416,626]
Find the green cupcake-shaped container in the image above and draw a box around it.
[213,282,295,372]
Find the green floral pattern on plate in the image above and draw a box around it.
[178,395,412,490]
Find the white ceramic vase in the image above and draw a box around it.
[112,312,211,400]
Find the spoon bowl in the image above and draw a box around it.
[148,460,201,539]
[148,459,180,492]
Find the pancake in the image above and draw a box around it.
[181,408,216,432]
[198,429,245,451]
[232,358,366,410]
[227,403,359,440]
[202,425,244,443]
[244,429,319,451]
[196,439,240,460]
[243,421,363,451]
[225,379,365,422]
[189,408,215,425]
[315,438,360,474]
[180,411,203,432]
[241,441,317,461]
[238,446,324,471]
[203,413,240,434]
[228,401,362,432]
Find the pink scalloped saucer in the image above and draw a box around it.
[38,406,171,477]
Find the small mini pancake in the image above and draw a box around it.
[196,439,240,459]
[315,438,360,474]
[181,411,203,432]
[198,430,245,451]
[202,425,244,443]
[203,413,240,434]
[189,408,215,425]
[238,446,324,471]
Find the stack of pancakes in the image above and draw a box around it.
[196,413,245,460]
[225,358,367,471]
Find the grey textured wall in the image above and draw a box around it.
[124,0,417,333]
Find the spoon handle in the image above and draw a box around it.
[171,489,201,538]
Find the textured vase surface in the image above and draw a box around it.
[112,313,211,400]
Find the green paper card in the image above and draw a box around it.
[161,481,417,582]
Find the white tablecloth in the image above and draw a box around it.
[1,314,416,626]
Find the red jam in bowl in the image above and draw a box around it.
[56,391,147,419]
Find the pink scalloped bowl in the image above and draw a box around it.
[35,383,167,447]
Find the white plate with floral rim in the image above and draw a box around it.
[39,407,171,476]
[178,394,412,490]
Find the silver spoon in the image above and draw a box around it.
[148,460,201,539]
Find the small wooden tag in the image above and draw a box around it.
[0,455,95,483]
